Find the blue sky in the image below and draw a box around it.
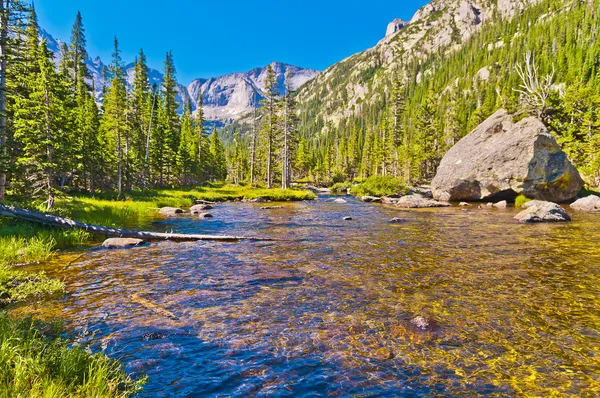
[36,0,429,84]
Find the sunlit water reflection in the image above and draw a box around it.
[14,196,600,396]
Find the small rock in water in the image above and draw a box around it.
[514,201,571,222]
[190,204,213,214]
[459,202,471,207]
[260,206,283,210]
[409,316,439,332]
[486,203,494,207]
[343,216,353,221]
[159,207,184,215]
[198,212,213,219]
[389,217,404,223]
[493,200,508,208]
[103,238,145,249]
[333,198,347,204]
[570,195,600,212]
[396,194,451,209]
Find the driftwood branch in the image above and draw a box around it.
[0,204,274,242]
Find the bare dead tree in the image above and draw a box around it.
[514,52,555,124]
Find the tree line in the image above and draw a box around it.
[0,1,227,208]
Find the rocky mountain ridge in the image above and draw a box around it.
[40,29,319,122]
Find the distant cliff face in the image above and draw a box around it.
[187,62,319,122]
[41,29,319,122]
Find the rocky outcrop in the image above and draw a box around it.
[432,110,583,203]
[570,195,600,212]
[396,195,452,209]
[514,201,571,222]
[386,18,407,37]
[103,238,146,249]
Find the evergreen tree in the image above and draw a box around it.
[209,125,226,180]
[281,71,297,189]
[100,37,127,197]
[13,9,68,209]
[259,64,280,188]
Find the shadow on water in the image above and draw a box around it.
[12,196,600,396]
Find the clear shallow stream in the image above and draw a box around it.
[13,196,600,396]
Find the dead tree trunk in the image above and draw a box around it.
[0,204,274,242]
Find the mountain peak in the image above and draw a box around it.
[385,18,408,37]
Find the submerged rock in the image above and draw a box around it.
[103,238,145,249]
[159,207,184,216]
[431,109,583,203]
[493,200,508,208]
[570,195,600,212]
[389,217,405,223]
[396,194,451,209]
[409,316,439,332]
[514,201,571,222]
[333,198,347,204]
[260,206,283,210]
[343,216,353,221]
[198,213,213,219]
[459,202,471,206]
[190,204,213,214]
[360,196,381,203]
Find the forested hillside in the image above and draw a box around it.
[292,0,599,185]
[219,0,599,189]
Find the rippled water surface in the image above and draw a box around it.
[14,196,600,396]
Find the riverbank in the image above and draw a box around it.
[0,184,316,266]
[0,184,314,396]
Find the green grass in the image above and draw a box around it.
[515,194,533,208]
[0,312,146,397]
[0,184,316,267]
[350,176,409,198]
[0,266,65,306]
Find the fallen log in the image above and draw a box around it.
[0,204,274,242]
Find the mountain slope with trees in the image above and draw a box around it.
[289,0,600,186]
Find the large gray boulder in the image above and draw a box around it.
[432,109,583,203]
[570,195,600,212]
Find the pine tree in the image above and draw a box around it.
[281,71,297,189]
[259,64,280,188]
[176,99,195,185]
[161,51,179,185]
[68,11,89,88]
[209,125,226,180]
[100,37,127,197]
[13,9,68,208]
[129,49,150,187]
[0,0,29,200]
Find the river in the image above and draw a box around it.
[13,196,600,396]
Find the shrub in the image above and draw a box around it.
[515,194,532,208]
[330,182,352,194]
[351,176,409,198]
